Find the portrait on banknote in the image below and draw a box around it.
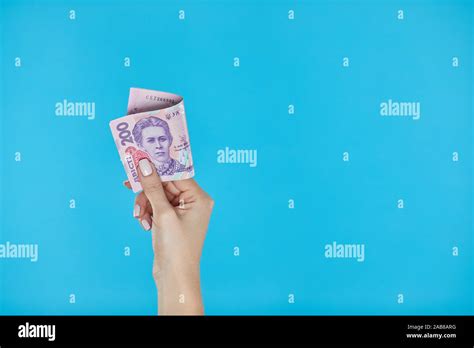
[131,115,188,176]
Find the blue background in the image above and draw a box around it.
[0,0,472,315]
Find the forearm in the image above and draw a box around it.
[155,261,204,315]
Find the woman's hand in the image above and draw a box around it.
[124,158,214,315]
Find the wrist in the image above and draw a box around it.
[154,258,200,288]
[154,260,203,315]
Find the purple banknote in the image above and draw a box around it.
[110,88,194,192]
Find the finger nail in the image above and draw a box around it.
[139,159,153,177]
[133,204,141,218]
[141,219,151,231]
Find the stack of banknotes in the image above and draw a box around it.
[110,88,195,192]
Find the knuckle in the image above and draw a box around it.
[208,197,215,210]
[200,193,214,210]
[135,192,147,205]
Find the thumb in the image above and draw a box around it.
[137,159,172,214]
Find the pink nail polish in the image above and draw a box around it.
[133,205,140,217]
[141,219,151,231]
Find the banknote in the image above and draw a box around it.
[110,88,194,193]
[127,87,183,115]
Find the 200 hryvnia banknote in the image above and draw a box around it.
[110,88,194,192]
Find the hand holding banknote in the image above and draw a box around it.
[125,159,214,315]
[113,88,212,314]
